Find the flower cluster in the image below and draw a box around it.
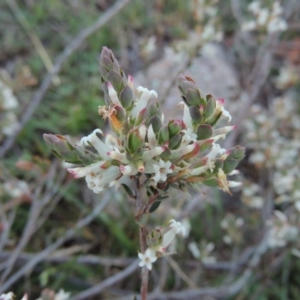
[44,47,244,271]
[221,214,244,245]
[267,211,298,248]
[243,96,300,210]
[242,1,287,33]
[44,47,244,203]
[274,63,299,90]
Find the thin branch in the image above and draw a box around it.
[0,251,135,268]
[0,195,110,294]
[69,260,139,300]
[0,0,131,158]
[165,256,197,288]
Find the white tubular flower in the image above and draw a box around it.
[131,86,157,119]
[170,142,198,160]
[105,134,121,149]
[138,248,157,270]
[85,165,121,193]
[153,159,173,182]
[107,151,129,163]
[120,163,139,176]
[141,146,166,161]
[81,129,110,160]
[181,102,193,129]
[213,126,236,136]
[67,161,105,179]
[107,82,121,106]
[147,124,157,149]
[181,128,197,145]
[159,219,188,252]
[169,219,187,236]
[228,181,242,188]
[222,109,232,122]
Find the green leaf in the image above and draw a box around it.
[185,88,201,106]
[203,178,219,187]
[120,86,134,110]
[149,201,162,213]
[203,96,216,119]
[196,124,213,140]
[107,70,124,92]
[189,106,202,124]
[121,184,135,199]
[223,158,239,174]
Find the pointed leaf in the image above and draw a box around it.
[204,97,216,119]
[185,89,201,106]
[120,85,134,109]
[149,201,162,213]
[223,158,239,174]
[121,184,135,199]
[107,70,124,92]
[196,124,213,140]
[189,106,202,124]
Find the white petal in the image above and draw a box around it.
[147,124,157,149]
[67,161,104,178]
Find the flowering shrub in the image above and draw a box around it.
[243,96,300,211]
[43,47,244,295]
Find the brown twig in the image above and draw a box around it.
[135,180,150,300]
[69,260,139,300]
[0,0,131,159]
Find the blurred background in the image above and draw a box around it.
[1,0,300,299]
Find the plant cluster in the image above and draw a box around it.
[44,47,244,272]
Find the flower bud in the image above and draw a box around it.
[119,85,134,110]
[227,146,246,160]
[168,120,182,138]
[127,129,144,154]
[147,227,163,248]
[107,70,125,93]
[203,96,216,119]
